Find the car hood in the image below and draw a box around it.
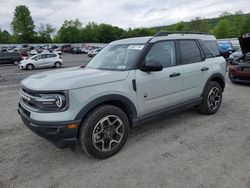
[21,67,130,91]
[239,34,250,54]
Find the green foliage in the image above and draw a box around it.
[0,30,11,43]
[122,28,156,38]
[214,20,230,38]
[175,21,188,31]
[189,17,211,33]
[37,24,55,43]
[11,5,35,43]
[240,16,250,35]
[56,19,82,43]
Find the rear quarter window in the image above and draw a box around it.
[204,40,220,56]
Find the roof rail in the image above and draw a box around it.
[154,31,209,37]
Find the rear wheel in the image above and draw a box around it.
[54,62,61,68]
[198,81,222,115]
[26,64,34,70]
[79,105,129,159]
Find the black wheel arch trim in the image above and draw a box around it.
[202,73,225,95]
[75,94,138,124]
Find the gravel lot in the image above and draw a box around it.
[0,54,250,188]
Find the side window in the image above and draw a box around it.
[199,41,214,58]
[145,41,176,68]
[179,40,202,64]
[46,54,56,58]
[33,55,42,60]
[204,40,220,56]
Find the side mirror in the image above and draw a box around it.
[140,60,163,72]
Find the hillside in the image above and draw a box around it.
[152,12,250,38]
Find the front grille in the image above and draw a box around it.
[20,88,38,108]
[19,103,30,117]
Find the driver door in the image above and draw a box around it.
[135,41,183,116]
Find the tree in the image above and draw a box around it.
[219,11,232,17]
[97,24,124,43]
[189,17,211,33]
[81,22,101,43]
[37,24,55,43]
[11,5,35,43]
[0,29,11,43]
[214,19,230,38]
[175,21,188,31]
[56,19,82,43]
[240,16,250,35]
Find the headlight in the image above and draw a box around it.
[20,89,68,112]
[36,93,67,110]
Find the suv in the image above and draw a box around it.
[18,53,63,70]
[18,32,226,159]
[0,52,22,65]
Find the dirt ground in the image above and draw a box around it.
[0,54,250,188]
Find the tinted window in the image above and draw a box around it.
[46,54,56,58]
[32,55,43,60]
[145,41,176,68]
[199,41,214,58]
[204,40,220,56]
[179,40,202,64]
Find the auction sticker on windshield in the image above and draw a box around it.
[127,45,144,50]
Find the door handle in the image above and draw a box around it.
[169,72,181,78]
[201,67,209,71]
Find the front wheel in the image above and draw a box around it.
[26,64,34,70]
[54,62,61,68]
[198,81,222,115]
[79,105,129,159]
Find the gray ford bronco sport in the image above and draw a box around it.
[18,32,226,159]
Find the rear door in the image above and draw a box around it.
[45,54,57,67]
[177,40,212,101]
[135,41,183,116]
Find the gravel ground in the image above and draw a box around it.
[0,54,250,188]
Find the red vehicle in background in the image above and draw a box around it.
[228,34,250,83]
[20,50,28,60]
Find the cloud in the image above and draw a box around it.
[0,0,249,33]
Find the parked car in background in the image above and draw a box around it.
[87,48,103,57]
[218,41,235,59]
[20,50,29,60]
[72,47,84,54]
[0,46,8,52]
[227,51,243,64]
[61,45,72,53]
[0,52,22,65]
[18,53,63,70]
[30,50,38,56]
[229,34,250,83]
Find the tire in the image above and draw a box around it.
[26,64,34,70]
[198,81,222,115]
[54,62,61,68]
[79,105,129,159]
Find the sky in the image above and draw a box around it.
[0,0,249,32]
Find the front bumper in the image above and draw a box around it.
[18,103,81,148]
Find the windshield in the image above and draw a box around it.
[86,44,145,71]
